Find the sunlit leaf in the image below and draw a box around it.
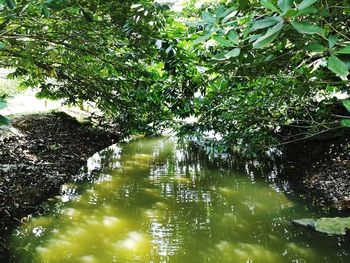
[227,30,239,45]
[0,42,6,49]
[219,6,237,19]
[212,51,227,60]
[201,11,216,24]
[282,9,298,17]
[0,99,6,110]
[243,13,253,40]
[290,21,325,36]
[261,0,281,13]
[305,42,326,52]
[251,17,282,32]
[335,45,350,54]
[222,11,237,24]
[327,55,349,80]
[328,35,338,49]
[253,21,284,49]
[342,100,350,113]
[341,119,350,127]
[278,0,292,12]
[295,6,317,16]
[215,5,226,18]
[192,32,213,45]
[213,35,234,47]
[225,48,241,58]
[298,0,318,10]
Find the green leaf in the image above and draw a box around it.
[186,21,208,27]
[227,30,239,45]
[249,34,262,43]
[225,48,241,58]
[6,0,15,9]
[251,17,282,32]
[261,0,281,13]
[42,5,50,17]
[192,32,213,45]
[327,55,349,80]
[213,35,234,47]
[222,11,237,24]
[342,100,350,113]
[0,42,6,49]
[45,0,67,11]
[0,115,10,126]
[305,42,326,52]
[341,119,350,127]
[335,45,350,54]
[253,21,284,49]
[201,11,216,24]
[82,9,94,22]
[328,35,338,49]
[290,21,325,36]
[243,13,253,40]
[0,98,7,110]
[295,6,317,16]
[219,7,237,19]
[278,0,292,12]
[238,0,249,10]
[215,5,226,18]
[212,51,227,60]
[298,0,318,10]
[282,9,298,17]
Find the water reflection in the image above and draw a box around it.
[11,137,350,263]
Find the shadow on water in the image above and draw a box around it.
[10,137,350,263]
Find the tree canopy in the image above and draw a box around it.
[0,0,349,155]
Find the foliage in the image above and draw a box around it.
[0,0,349,153]
[0,0,177,132]
[0,96,9,125]
[178,0,350,154]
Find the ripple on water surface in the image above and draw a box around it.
[11,137,350,263]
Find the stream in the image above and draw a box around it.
[10,137,349,262]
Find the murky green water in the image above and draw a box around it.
[11,137,349,262]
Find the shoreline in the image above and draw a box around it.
[0,112,119,261]
[0,112,349,261]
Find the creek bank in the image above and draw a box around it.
[281,133,350,209]
[0,112,349,260]
[0,112,119,261]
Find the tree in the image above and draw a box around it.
[176,0,350,154]
[1,0,349,155]
[0,0,176,133]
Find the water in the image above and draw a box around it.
[11,137,350,262]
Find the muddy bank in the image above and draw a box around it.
[282,133,350,209]
[0,112,119,261]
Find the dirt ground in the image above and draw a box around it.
[0,112,119,261]
[282,133,350,209]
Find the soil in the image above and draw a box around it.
[0,112,119,261]
[282,133,350,209]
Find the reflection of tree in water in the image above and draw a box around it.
[74,145,121,182]
[11,137,350,263]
